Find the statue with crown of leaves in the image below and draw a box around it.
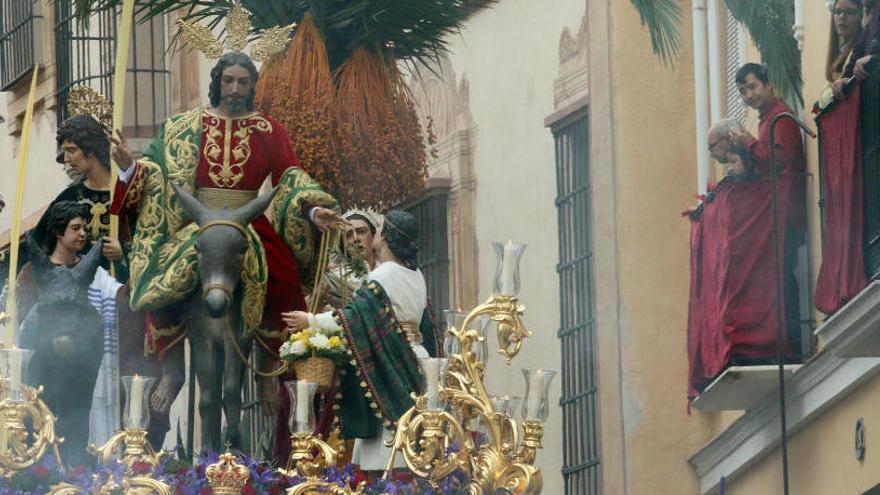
[107,4,345,455]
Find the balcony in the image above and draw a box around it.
[688,76,880,494]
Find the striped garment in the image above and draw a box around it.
[87,267,122,446]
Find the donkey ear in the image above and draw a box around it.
[171,183,209,226]
[232,186,280,227]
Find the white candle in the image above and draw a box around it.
[129,375,145,427]
[501,240,516,295]
[295,381,310,428]
[9,349,21,401]
[526,371,543,419]
[423,360,440,404]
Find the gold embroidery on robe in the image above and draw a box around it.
[203,114,273,188]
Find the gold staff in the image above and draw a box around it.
[107,0,136,277]
[2,65,40,347]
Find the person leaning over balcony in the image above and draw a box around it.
[847,0,880,81]
[707,119,750,178]
[825,0,864,104]
[729,62,807,359]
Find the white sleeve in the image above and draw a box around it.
[92,267,122,300]
[117,160,138,183]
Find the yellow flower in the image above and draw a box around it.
[328,336,342,348]
[293,331,309,343]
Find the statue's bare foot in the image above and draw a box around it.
[150,373,183,414]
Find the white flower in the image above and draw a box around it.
[279,340,294,357]
[309,334,330,350]
[290,340,309,356]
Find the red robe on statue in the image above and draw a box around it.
[112,109,317,354]
[111,108,338,461]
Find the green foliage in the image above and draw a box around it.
[72,0,495,70]
[630,0,684,66]
[629,0,803,106]
[725,0,804,106]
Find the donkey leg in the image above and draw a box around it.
[192,335,224,453]
[221,334,249,449]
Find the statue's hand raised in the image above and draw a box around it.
[109,129,134,171]
[311,207,349,232]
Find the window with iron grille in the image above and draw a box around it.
[0,0,43,90]
[401,188,451,315]
[552,111,598,494]
[54,0,169,133]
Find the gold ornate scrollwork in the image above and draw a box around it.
[383,394,473,481]
[0,384,63,477]
[48,476,172,495]
[286,432,339,478]
[283,434,366,495]
[378,294,544,495]
[88,428,165,473]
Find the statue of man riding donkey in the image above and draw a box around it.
[109,41,344,461]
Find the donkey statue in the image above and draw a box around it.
[19,235,104,467]
[171,183,278,453]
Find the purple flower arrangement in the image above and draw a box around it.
[0,451,469,494]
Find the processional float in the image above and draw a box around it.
[0,0,557,491]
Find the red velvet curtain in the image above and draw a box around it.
[815,86,866,315]
[686,177,792,398]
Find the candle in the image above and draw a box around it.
[129,374,145,428]
[9,349,21,402]
[526,370,543,419]
[424,360,440,403]
[501,240,516,295]
[295,380,310,429]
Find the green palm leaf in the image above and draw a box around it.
[71,0,494,69]
[725,0,803,106]
[630,0,684,66]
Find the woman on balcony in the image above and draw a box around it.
[824,0,863,107]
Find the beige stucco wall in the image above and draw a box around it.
[0,99,71,239]
[717,3,877,493]
[727,374,880,495]
[436,0,588,492]
[587,1,752,493]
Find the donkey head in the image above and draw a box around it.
[171,183,278,318]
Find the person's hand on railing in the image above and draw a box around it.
[854,55,874,81]
[832,78,851,101]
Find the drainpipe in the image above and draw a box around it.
[693,0,710,195]
[707,0,722,123]
[794,0,805,51]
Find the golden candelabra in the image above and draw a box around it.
[284,433,366,495]
[47,374,171,494]
[0,383,63,478]
[46,429,171,495]
[285,239,552,495]
[88,428,165,472]
[286,296,550,495]
[382,294,547,495]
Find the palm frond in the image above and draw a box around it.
[72,0,494,69]
[630,0,683,66]
[725,0,803,106]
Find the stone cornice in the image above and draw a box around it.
[688,282,880,494]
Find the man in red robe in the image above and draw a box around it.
[110,52,343,431]
[730,62,807,359]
